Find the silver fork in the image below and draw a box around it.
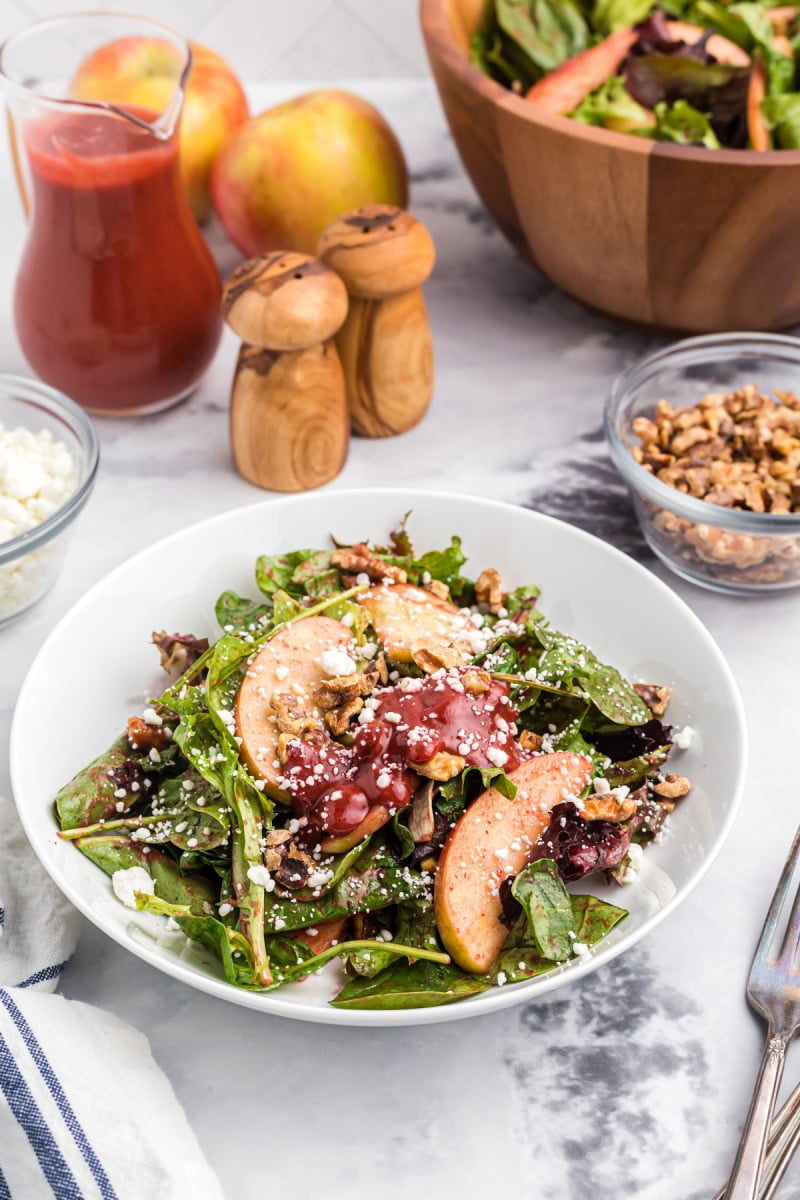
[722,825,800,1200]
[714,1080,800,1199]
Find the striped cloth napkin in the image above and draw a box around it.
[0,792,224,1200]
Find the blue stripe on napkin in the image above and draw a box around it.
[0,1026,83,1198]
[0,990,117,1199]
[0,1161,11,1200]
[17,964,66,991]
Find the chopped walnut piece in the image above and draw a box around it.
[127,716,169,751]
[271,692,323,741]
[462,667,492,695]
[652,774,691,799]
[331,543,407,584]
[475,567,504,613]
[631,384,800,585]
[415,752,466,782]
[519,730,543,752]
[632,683,671,717]
[324,696,364,736]
[313,676,362,710]
[582,794,637,823]
[411,641,465,674]
[360,653,389,691]
[275,847,317,890]
[425,578,451,601]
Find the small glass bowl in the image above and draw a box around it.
[605,333,800,595]
[0,376,99,625]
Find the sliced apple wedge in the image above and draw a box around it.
[357,583,472,665]
[434,752,593,974]
[291,917,348,955]
[319,804,392,853]
[235,614,353,798]
[525,28,638,114]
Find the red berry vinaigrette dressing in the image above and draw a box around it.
[14,106,222,414]
[283,669,526,840]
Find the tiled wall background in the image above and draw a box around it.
[0,0,430,80]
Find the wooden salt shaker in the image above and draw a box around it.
[318,205,435,438]
[222,251,350,492]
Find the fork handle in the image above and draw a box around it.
[726,1031,789,1200]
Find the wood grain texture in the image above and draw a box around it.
[335,290,434,437]
[420,0,800,331]
[230,341,349,491]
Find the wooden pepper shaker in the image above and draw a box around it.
[318,205,435,438]
[222,251,350,492]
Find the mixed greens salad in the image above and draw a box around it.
[56,524,691,1009]
[472,0,800,149]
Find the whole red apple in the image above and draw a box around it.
[211,89,409,256]
[70,38,248,222]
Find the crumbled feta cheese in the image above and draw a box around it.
[0,424,79,616]
[247,864,275,890]
[275,664,290,681]
[593,776,611,794]
[572,942,589,957]
[112,866,154,909]
[319,648,356,677]
[621,841,644,884]
[673,725,696,750]
[142,707,162,727]
[487,746,508,768]
[218,902,233,917]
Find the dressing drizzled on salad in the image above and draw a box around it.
[55,525,692,1008]
[472,0,800,151]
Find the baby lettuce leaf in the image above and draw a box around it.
[762,93,800,146]
[56,735,137,831]
[531,624,650,726]
[727,3,795,95]
[331,959,491,1010]
[76,837,217,914]
[651,98,721,145]
[436,763,517,823]
[255,549,318,599]
[154,774,230,852]
[215,590,271,634]
[572,75,657,130]
[593,0,655,34]
[496,0,590,77]
[511,859,575,961]
[571,892,629,943]
[471,28,531,89]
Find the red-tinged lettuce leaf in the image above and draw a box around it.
[589,716,672,760]
[634,11,715,60]
[624,53,750,144]
[530,801,631,881]
[151,631,209,675]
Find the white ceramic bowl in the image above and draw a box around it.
[10,489,747,1025]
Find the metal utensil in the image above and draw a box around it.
[714,1080,800,1199]
[724,825,800,1200]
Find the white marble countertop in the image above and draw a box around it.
[3,79,800,1200]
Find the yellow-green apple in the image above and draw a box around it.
[434,752,593,973]
[70,38,248,221]
[211,89,409,256]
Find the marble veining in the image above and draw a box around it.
[2,79,800,1199]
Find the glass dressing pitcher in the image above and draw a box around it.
[0,14,223,416]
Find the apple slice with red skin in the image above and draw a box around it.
[747,57,771,151]
[434,752,593,974]
[319,804,392,854]
[357,583,472,664]
[290,917,348,955]
[525,28,638,114]
[235,614,353,799]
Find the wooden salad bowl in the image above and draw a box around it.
[421,0,800,332]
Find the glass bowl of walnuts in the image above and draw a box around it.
[605,333,800,595]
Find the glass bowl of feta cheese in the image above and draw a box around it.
[0,376,99,624]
